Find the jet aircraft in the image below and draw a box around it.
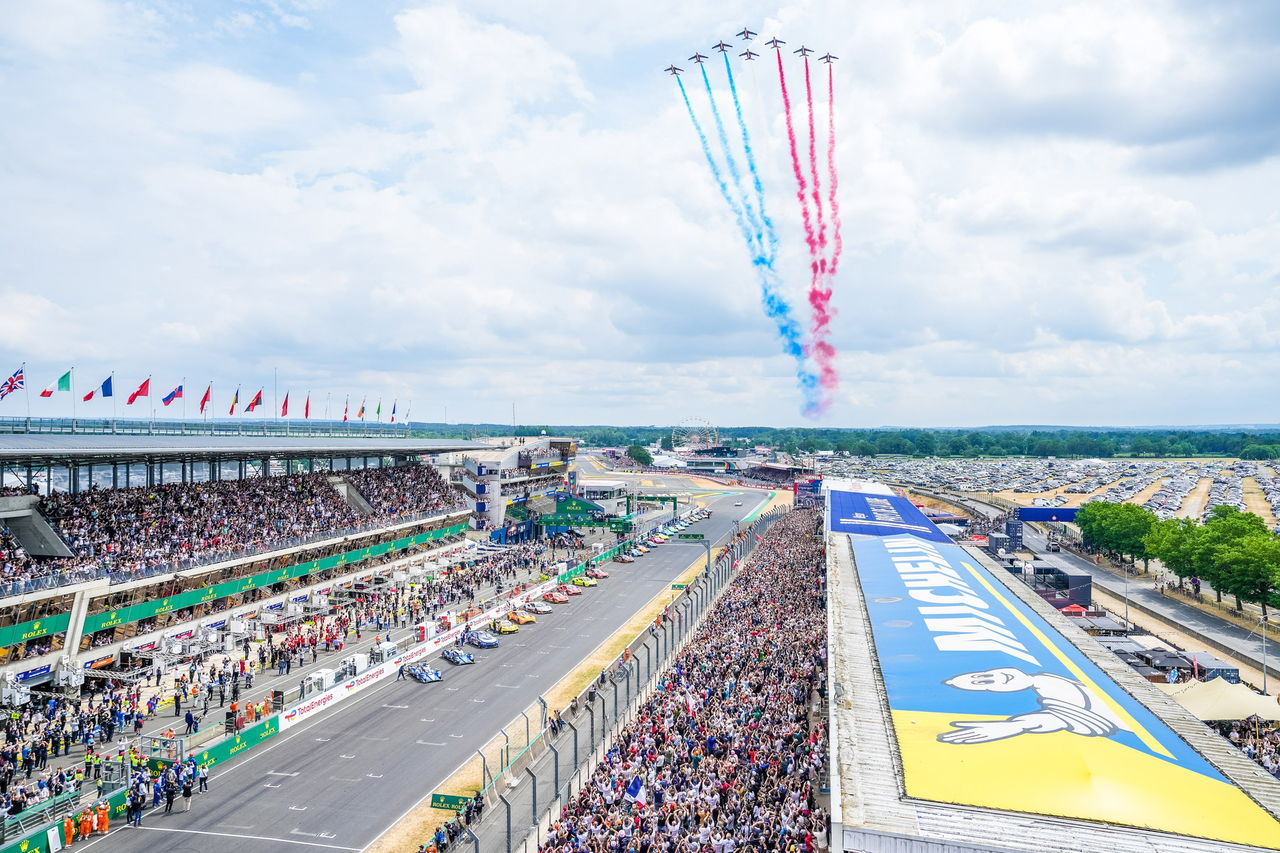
[765,37,785,49]
[712,41,732,53]
[740,49,759,60]
[664,65,683,75]
[794,46,814,56]
[689,52,708,64]
[819,53,838,63]
[737,27,757,40]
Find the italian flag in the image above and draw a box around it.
[39,370,71,397]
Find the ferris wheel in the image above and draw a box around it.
[671,418,721,451]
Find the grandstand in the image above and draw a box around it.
[825,481,1280,852]
[0,434,484,685]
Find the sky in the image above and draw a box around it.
[1,1,1278,428]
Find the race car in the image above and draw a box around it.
[441,648,475,666]
[493,619,520,634]
[635,545,650,554]
[406,664,443,683]
[467,631,500,649]
[558,583,584,596]
[525,600,553,614]
[585,567,610,579]
[507,610,537,624]
[614,554,634,563]
[572,575,598,587]
[544,591,569,604]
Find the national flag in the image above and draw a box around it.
[83,376,113,402]
[390,400,397,423]
[127,378,150,405]
[0,367,24,400]
[161,385,183,406]
[281,393,289,417]
[624,776,647,807]
[357,398,366,420]
[228,388,240,416]
[375,399,382,420]
[199,384,212,414]
[246,389,264,412]
[342,396,349,422]
[39,370,72,398]
[304,393,310,419]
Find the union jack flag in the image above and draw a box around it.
[0,367,24,400]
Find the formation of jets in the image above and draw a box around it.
[666,29,836,75]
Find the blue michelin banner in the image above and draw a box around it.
[827,490,950,543]
[1018,506,1078,522]
[848,533,1280,847]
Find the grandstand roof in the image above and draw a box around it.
[0,434,488,465]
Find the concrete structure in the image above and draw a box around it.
[458,435,578,530]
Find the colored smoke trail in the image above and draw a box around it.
[677,76,820,410]
[802,57,828,269]
[826,62,844,280]
[779,50,838,413]
[700,63,763,259]
[723,52,778,265]
[804,56,838,404]
[775,50,817,261]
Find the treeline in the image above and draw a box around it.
[409,423,1280,458]
[1075,502,1280,614]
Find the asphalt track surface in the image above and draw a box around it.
[90,488,767,853]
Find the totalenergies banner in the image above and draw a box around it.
[850,533,1280,849]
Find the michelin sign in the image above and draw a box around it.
[843,516,1280,847]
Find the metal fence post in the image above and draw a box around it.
[477,748,492,789]
[499,794,512,853]
[566,719,580,767]
[525,767,538,821]
[549,740,561,797]
[464,827,480,853]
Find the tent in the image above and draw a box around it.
[1156,677,1280,721]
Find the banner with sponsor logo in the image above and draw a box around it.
[849,531,1280,848]
[828,490,950,543]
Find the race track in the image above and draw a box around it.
[89,488,767,853]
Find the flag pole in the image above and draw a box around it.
[22,362,30,427]
[181,376,187,422]
[70,367,76,428]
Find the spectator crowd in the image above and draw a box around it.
[1219,719,1280,779]
[538,509,829,853]
[0,464,465,591]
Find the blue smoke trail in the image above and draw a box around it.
[723,52,778,265]
[677,77,818,406]
[700,63,762,259]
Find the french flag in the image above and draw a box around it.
[161,385,183,406]
[624,776,646,807]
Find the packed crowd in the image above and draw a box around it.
[344,464,465,519]
[539,509,829,853]
[1220,719,1280,779]
[0,464,466,589]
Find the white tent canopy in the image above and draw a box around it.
[1156,676,1280,721]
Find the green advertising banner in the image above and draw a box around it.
[69,521,466,638]
[148,716,280,774]
[0,613,72,651]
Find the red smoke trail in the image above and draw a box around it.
[826,62,844,281]
[775,49,817,262]
[803,57,827,272]
[803,57,838,403]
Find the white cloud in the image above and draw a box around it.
[0,1,1277,427]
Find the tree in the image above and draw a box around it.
[1192,506,1269,604]
[1213,534,1280,615]
[625,445,653,467]
[1144,518,1202,586]
[660,435,673,451]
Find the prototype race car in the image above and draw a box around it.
[544,591,569,604]
[493,619,520,634]
[406,664,443,683]
[558,583,584,596]
[585,567,610,579]
[614,554,635,563]
[572,575,598,587]
[467,631,500,649]
[525,600,553,614]
[507,610,537,624]
[442,648,475,665]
